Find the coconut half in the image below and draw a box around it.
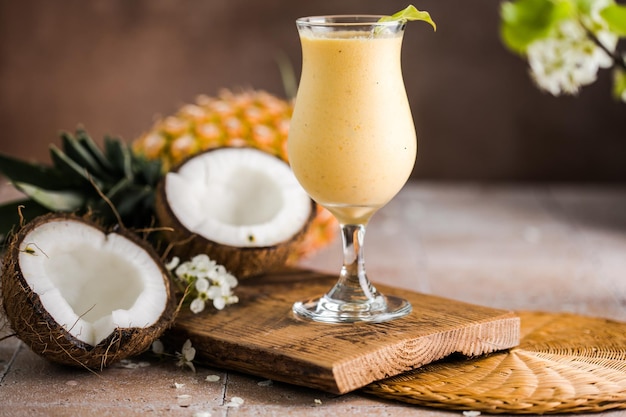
[156,147,315,278]
[1,213,177,369]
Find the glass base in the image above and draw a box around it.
[292,294,412,323]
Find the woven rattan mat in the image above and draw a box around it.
[365,311,626,414]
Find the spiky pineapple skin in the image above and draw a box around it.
[133,89,337,261]
[133,89,292,172]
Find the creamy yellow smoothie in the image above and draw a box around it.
[288,29,416,224]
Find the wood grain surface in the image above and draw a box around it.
[170,268,520,394]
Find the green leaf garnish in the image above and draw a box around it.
[379,5,437,32]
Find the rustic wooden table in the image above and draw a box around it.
[1,181,626,416]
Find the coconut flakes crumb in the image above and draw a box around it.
[314,399,322,406]
[176,394,192,407]
[205,374,221,382]
[173,382,185,389]
[193,412,212,417]
[463,411,481,417]
[257,379,273,387]
[523,226,542,244]
[226,397,244,407]
[117,359,136,369]
[116,359,150,369]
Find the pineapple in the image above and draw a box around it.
[133,89,292,171]
[132,89,337,261]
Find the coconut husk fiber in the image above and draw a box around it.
[365,311,626,414]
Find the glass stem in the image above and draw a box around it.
[326,223,379,303]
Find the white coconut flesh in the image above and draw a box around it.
[164,148,312,247]
[17,219,168,346]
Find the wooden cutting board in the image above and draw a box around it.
[170,268,520,394]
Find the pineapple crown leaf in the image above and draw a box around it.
[0,153,73,190]
[60,130,116,183]
[50,144,101,189]
[13,182,85,212]
[133,154,162,186]
[0,129,164,246]
[75,128,116,173]
[108,185,154,218]
[104,135,134,180]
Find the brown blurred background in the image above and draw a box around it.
[0,0,624,182]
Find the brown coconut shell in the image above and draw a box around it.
[155,148,317,279]
[0,213,178,370]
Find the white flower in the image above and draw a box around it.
[218,271,238,288]
[190,297,206,314]
[206,285,225,300]
[195,277,210,293]
[175,262,190,280]
[191,254,215,273]
[151,339,165,355]
[165,256,180,271]
[526,19,617,96]
[206,284,239,310]
[176,339,196,372]
[208,264,227,281]
[171,254,239,314]
[212,296,226,311]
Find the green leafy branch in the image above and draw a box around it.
[500,0,626,100]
